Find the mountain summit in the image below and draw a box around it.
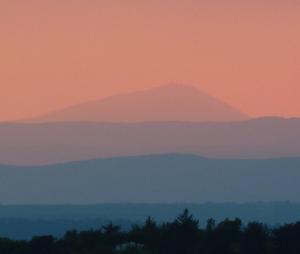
[31,84,248,122]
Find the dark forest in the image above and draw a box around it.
[1,209,300,254]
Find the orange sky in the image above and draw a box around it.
[1,0,300,121]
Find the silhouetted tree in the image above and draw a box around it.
[29,236,55,254]
[103,222,123,253]
[209,218,242,254]
[241,222,269,254]
[273,222,300,254]
[161,209,201,254]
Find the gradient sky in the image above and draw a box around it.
[1,0,300,121]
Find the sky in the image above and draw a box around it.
[1,0,300,121]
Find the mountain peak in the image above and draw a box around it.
[29,84,248,123]
[145,83,211,97]
[153,83,199,91]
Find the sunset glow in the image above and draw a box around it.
[1,0,300,121]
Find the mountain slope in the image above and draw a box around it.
[30,84,248,122]
[1,154,300,204]
[0,117,300,165]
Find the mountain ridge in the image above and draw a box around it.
[1,117,300,165]
[1,154,300,204]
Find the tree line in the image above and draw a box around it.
[0,209,300,254]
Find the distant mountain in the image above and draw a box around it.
[29,84,248,122]
[0,117,300,165]
[1,154,300,204]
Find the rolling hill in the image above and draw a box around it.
[1,154,300,204]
